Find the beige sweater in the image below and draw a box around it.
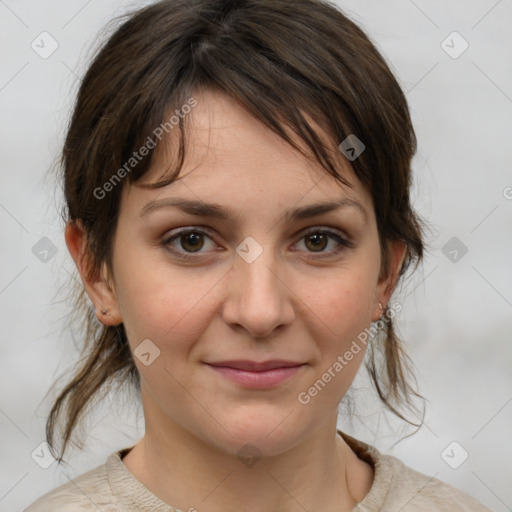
[24,430,493,511]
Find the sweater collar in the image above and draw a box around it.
[106,429,392,511]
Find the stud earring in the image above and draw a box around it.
[101,309,109,315]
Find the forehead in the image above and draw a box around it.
[123,89,372,217]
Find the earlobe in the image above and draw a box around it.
[64,220,123,326]
[95,261,123,326]
[372,240,407,322]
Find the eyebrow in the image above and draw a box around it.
[139,197,367,223]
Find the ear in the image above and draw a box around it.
[64,220,122,326]
[371,240,407,322]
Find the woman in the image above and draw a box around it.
[25,0,492,510]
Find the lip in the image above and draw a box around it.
[205,360,305,388]
[206,360,304,371]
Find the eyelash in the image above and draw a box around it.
[161,227,354,261]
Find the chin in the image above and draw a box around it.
[203,414,305,459]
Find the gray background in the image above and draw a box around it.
[1,0,511,510]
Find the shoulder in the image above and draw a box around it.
[369,453,493,511]
[24,455,117,512]
[339,431,492,512]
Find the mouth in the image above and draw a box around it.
[206,360,305,371]
[204,360,306,388]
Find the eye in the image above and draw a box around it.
[292,228,353,257]
[161,226,353,261]
[162,229,216,260]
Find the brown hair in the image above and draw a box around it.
[47,0,427,463]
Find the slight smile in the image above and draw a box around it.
[204,360,306,389]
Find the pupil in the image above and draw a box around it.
[308,233,327,251]
[183,232,203,252]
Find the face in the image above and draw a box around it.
[90,89,402,457]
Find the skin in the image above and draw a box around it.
[66,89,406,512]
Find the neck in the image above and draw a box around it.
[122,411,374,512]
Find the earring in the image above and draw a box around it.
[101,309,109,315]
[378,302,384,310]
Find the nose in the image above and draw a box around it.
[221,244,295,339]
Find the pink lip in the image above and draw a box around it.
[207,360,304,371]
[205,360,305,388]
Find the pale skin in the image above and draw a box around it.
[66,89,406,512]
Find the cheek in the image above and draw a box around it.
[299,267,377,341]
[296,272,378,401]
[113,249,218,349]
[307,276,376,393]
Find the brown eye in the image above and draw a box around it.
[162,229,216,259]
[179,231,205,253]
[294,228,352,257]
[304,232,329,252]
